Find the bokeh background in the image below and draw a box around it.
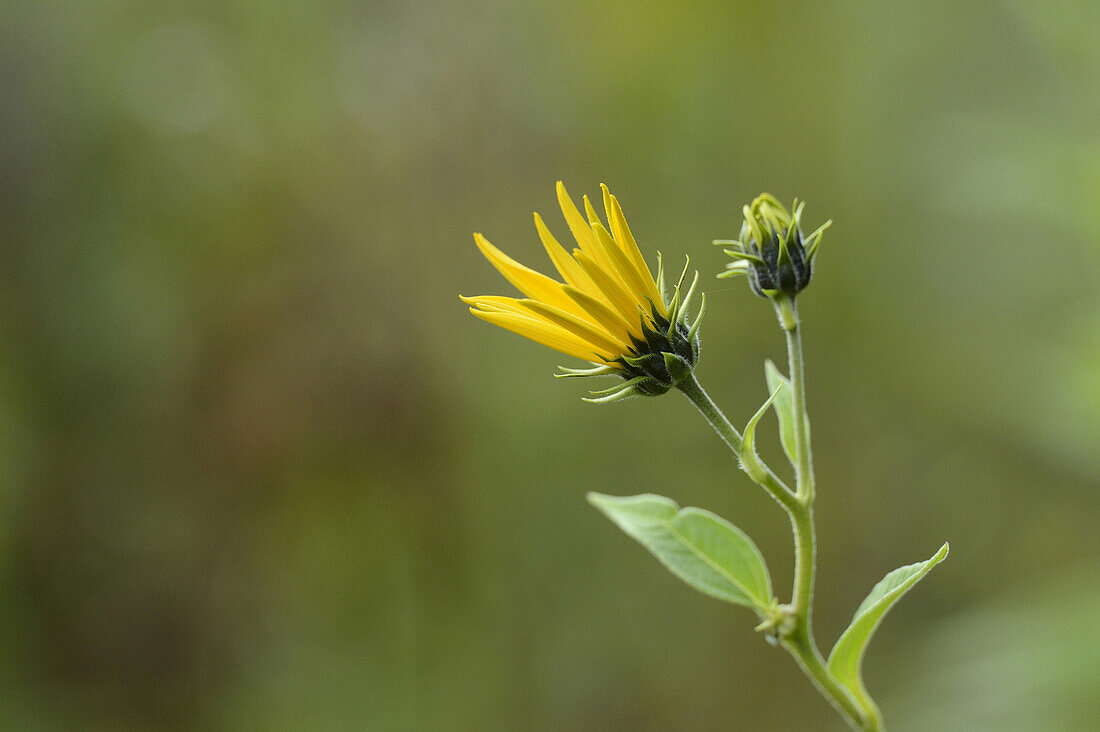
[1,1,1098,729]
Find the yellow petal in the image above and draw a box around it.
[602,185,666,317]
[573,249,650,336]
[533,212,599,294]
[556,182,620,280]
[556,182,599,251]
[468,308,613,362]
[520,300,631,358]
[583,194,602,227]
[464,295,629,360]
[561,285,638,346]
[473,233,588,319]
[459,294,530,314]
[592,221,652,313]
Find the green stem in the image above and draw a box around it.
[676,374,798,513]
[778,298,814,503]
[782,503,868,730]
[678,298,879,730]
[776,296,880,731]
[675,372,742,454]
[777,298,815,619]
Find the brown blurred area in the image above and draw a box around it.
[0,1,1097,729]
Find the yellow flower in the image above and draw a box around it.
[463,182,703,401]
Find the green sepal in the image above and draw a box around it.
[665,256,691,327]
[827,543,950,717]
[586,375,649,397]
[775,226,792,266]
[724,250,766,266]
[717,261,751,279]
[764,360,799,467]
[662,352,692,384]
[740,384,783,485]
[686,292,706,343]
[581,385,639,404]
[587,493,773,612]
[664,255,690,325]
[803,219,832,261]
[674,256,691,291]
[673,271,700,326]
[556,363,619,378]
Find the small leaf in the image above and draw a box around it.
[587,493,772,611]
[827,543,950,712]
[740,385,783,485]
[764,360,798,466]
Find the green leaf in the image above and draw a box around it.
[740,384,783,485]
[827,543,950,711]
[764,359,798,466]
[587,493,772,611]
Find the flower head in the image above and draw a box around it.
[462,182,704,402]
[716,194,830,299]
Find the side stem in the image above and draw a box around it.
[675,372,742,454]
[676,374,798,513]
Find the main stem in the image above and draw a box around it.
[781,506,868,730]
[777,299,816,624]
[677,298,876,730]
[776,297,878,731]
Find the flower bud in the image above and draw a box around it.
[716,194,830,299]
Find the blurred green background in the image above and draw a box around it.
[1,1,1098,729]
